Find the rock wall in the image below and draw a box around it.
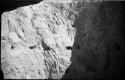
[1,0,79,79]
[1,0,125,79]
[62,1,125,79]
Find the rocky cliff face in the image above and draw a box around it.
[1,0,79,79]
[1,0,125,79]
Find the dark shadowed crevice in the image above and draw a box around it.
[29,45,36,49]
[66,46,72,50]
[42,40,51,51]
[11,45,14,49]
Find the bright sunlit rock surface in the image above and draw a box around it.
[1,0,81,79]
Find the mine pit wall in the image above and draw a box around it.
[0,0,125,79]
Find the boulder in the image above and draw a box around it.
[1,0,78,79]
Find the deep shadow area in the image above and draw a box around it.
[0,68,4,79]
[62,1,125,79]
[0,0,42,16]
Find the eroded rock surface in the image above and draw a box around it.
[1,0,79,79]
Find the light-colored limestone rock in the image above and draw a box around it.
[1,0,79,79]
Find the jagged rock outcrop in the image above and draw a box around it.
[1,0,81,79]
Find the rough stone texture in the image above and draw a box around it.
[1,0,125,79]
[1,0,79,79]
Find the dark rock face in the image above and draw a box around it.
[62,1,125,79]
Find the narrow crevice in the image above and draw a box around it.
[42,40,50,51]
[66,46,72,50]
[29,45,36,49]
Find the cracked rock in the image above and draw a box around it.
[1,0,79,79]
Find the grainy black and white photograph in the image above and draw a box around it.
[0,0,125,79]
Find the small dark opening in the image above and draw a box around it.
[44,46,50,51]
[29,45,36,49]
[76,44,81,49]
[66,46,72,50]
[11,45,14,49]
[42,41,50,51]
